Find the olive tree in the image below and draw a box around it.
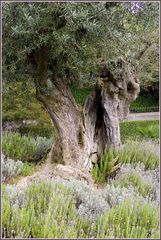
[5,2,155,169]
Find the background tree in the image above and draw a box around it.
[124,2,159,95]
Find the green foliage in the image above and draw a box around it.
[21,162,32,176]
[96,200,159,238]
[2,131,53,163]
[92,149,119,183]
[3,81,54,138]
[2,181,92,238]
[135,27,159,93]
[2,181,159,238]
[121,3,159,93]
[130,94,159,113]
[92,139,158,184]
[2,154,35,182]
[118,140,159,170]
[18,122,54,138]
[71,85,92,105]
[2,155,24,182]
[2,82,44,121]
[120,120,159,143]
[138,124,159,139]
[2,4,160,236]
[114,171,151,198]
[2,2,159,93]
[2,2,105,85]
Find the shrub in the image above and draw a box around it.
[119,140,159,170]
[91,149,119,183]
[62,179,110,221]
[96,200,159,238]
[92,140,159,184]
[2,180,159,238]
[130,106,159,113]
[2,131,53,163]
[114,171,151,197]
[112,163,159,202]
[21,162,32,177]
[34,136,53,162]
[2,155,24,182]
[103,184,143,207]
[58,179,147,219]
[19,121,54,138]
[2,181,93,238]
[2,81,52,123]
[3,131,37,162]
[2,154,34,182]
[130,94,159,113]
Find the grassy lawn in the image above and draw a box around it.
[120,120,159,143]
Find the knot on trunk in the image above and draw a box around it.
[97,58,140,120]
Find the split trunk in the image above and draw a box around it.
[33,48,140,170]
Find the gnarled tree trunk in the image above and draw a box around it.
[36,75,85,167]
[83,59,140,168]
[32,48,140,170]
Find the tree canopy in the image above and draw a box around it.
[2,2,159,92]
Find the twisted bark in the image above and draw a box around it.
[32,48,140,170]
[83,58,140,168]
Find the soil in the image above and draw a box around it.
[17,157,96,190]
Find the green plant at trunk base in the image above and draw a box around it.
[91,149,120,184]
[92,140,158,184]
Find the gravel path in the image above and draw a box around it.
[127,112,159,121]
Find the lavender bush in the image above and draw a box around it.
[2,154,24,182]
